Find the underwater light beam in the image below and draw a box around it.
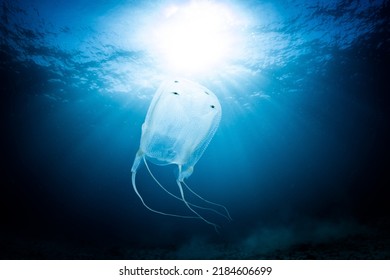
[148,2,242,75]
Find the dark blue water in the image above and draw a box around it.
[1,0,389,259]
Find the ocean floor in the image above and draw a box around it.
[1,219,388,260]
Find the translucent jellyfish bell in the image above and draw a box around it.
[131,79,231,230]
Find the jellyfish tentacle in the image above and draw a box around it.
[143,157,227,217]
[176,179,220,232]
[131,160,198,219]
[183,181,232,221]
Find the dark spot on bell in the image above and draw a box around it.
[172,92,179,95]
[204,91,210,95]
[174,80,179,83]
[210,105,215,108]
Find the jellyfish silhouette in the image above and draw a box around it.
[131,79,231,230]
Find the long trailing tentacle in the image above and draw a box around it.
[131,159,198,219]
[176,179,219,232]
[183,181,232,221]
[143,157,228,218]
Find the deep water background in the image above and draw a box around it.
[1,0,389,259]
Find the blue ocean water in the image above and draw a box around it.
[1,0,389,259]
